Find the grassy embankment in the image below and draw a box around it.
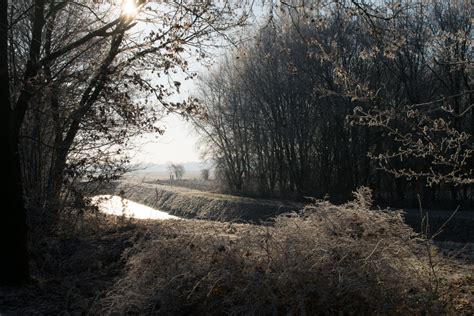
[108,180,474,242]
[108,181,303,223]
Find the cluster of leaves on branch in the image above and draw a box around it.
[339,0,473,186]
[354,102,473,186]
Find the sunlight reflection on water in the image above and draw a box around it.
[92,195,180,220]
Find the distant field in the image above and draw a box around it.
[124,170,210,181]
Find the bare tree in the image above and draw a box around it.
[3,0,253,284]
[194,1,472,206]
[201,168,210,181]
[168,163,185,180]
[9,0,252,220]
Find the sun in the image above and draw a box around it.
[121,0,139,18]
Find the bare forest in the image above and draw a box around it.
[194,1,472,207]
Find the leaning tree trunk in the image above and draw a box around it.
[44,27,127,219]
[0,0,30,285]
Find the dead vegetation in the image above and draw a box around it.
[2,189,472,314]
[92,189,473,315]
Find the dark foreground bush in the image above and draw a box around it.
[93,189,451,314]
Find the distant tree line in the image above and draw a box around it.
[194,0,472,207]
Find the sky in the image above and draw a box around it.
[124,1,206,165]
[127,57,206,165]
[130,114,202,164]
[124,0,265,164]
[128,46,214,165]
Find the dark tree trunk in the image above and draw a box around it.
[0,0,30,285]
[44,28,126,218]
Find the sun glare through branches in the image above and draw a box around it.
[121,0,139,18]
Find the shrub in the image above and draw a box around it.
[95,188,444,314]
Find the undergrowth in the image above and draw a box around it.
[93,188,463,315]
[3,188,471,314]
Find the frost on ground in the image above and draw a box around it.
[92,189,473,315]
[1,189,472,315]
